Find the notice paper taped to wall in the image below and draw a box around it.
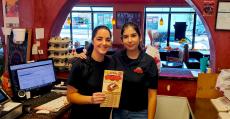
[100,70,123,108]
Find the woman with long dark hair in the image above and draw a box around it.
[67,25,114,119]
[112,22,158,119]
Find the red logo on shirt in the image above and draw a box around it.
[133,67,143,74]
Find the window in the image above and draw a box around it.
[60,6,113,48]
[170,13,194,48]
[195,16,209,50]
[145,7,209,50]
[145,13,169,47]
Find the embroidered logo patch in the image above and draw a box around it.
[133,67,143,74]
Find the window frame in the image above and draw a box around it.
[144,7,208,50]
[61,6,113,48]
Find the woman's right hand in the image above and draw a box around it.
[91,92,106,104]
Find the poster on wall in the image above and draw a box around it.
[2,0,19,27]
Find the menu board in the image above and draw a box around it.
[116,12,142,29]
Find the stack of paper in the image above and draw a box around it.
[219,112,230,119]
[216,69,230,100]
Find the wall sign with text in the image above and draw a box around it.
[216,1,230,30]
[116,12,142,29]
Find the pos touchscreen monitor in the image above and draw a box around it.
[9,59,56,100]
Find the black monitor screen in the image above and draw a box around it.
[9,59,56,98]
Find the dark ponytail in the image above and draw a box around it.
[86,43,94,56]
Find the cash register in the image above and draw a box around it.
[8,59,70,118]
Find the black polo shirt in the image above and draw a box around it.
[67,56,114,119]
[112,50,158,111]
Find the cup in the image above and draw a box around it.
[13,28,26,43]
[206,67,211,73]
[200,57,208,73]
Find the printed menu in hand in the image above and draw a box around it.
[100,70,123,108]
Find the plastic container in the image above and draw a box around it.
[13,28,26,42]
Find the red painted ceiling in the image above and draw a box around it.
[83,0,185,4]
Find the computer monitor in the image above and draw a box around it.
[9,59,56,100]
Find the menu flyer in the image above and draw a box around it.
[100,70,123,108]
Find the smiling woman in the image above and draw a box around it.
[67,25,114,119]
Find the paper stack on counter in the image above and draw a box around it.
[216,69,230,100]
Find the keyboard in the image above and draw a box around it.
[23,92,62,108]
[3,102,21,111]
[34,96,69,112]
[211,96,230,112]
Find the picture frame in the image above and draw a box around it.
[215,1,230,30]
[116,11,142,29]
[2,0,20,28]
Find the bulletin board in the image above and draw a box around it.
[8,29,32,65]
[116,11,142,29]
[215,1,230,30]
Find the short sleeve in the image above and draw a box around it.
[67,59,84,89]
[145,59,158,89]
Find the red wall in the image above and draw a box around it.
[186,0,230,72]
[0,0,229,72]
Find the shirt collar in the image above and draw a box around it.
[120,49,144,65]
